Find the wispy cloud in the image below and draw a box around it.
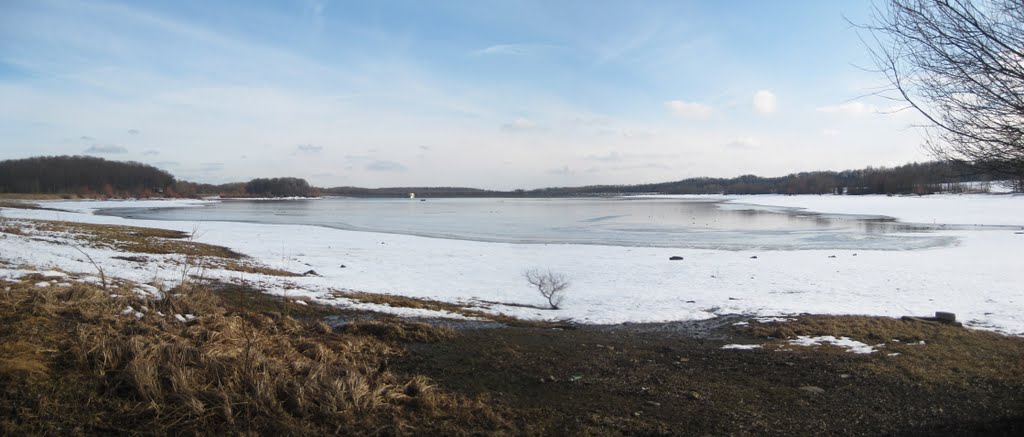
[128,128,140,135]
[725,136,760,148]
[296,144,323,153]
[502,118,538,131]
[816,101,904,115]
[84,144,127,154]
[547,165,574,176]
[142,149,159,156]
[665,100,713,120]
[366,160,406,172]
[472,44,557,56]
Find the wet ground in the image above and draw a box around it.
[394,316,1024,436]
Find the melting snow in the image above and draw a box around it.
[789,336,880,354]
[721,344,762,350]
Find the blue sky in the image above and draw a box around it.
[0,0,925,188]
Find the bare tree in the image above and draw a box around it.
[861,0,1024,190]
[524,268,570,310]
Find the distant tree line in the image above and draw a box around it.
[324,161,1013,197]
[543,161,1001,197]
[0,155,1016,199]
[0,156,175,197]
[242,177,318,197]
[322,186,495,198]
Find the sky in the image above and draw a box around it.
[0,0,928,189]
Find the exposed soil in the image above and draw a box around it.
[398,317,1024,436]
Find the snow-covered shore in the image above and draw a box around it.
[1,194,1022,333]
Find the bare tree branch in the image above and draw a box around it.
[858,0,1024,190]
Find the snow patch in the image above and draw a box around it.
[789,336,880,354]
[721,344,762,350]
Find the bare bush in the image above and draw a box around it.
[524,268,570,310]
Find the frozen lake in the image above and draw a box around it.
[99,197,954,251]
[3,194,1023,332]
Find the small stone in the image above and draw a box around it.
[828,255,837,258]
[687,391,701,400]
[839,374,852,379]
[935,311,957,322]
[339,265,346,268]
[749,255,758,259]
[633,411,642,417]
[302,270,321,277]
[799,386,825,394]
[645,400,661,407]
[669,256,684,261]
[547,375,556,382]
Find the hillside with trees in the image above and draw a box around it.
[323,160,1009,197]
[0,156,175,197]
[242,177,318,198]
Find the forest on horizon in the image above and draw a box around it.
[0,155,1016,199]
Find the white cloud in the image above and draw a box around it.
[752,90,777,114]
[725,136,760,148]
[502,118,538,131]
[821,128,840,137]
[665,100,712,120]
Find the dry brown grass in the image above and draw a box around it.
[743,315,1024,386]
[30,219,243,259]
[343,320,457,343]
[330,290,565,329]
[0,278,510,435]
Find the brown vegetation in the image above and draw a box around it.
[743,315,1024,386]
[0,278,509,435]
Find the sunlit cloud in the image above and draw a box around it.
[752,90,777,114]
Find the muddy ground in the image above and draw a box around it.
[389,316,1024,436]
